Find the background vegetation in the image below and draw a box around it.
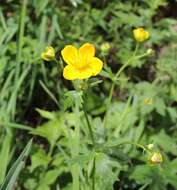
[0,0,177,189]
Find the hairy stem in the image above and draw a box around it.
[103,43,139,128]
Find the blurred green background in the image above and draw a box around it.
[0,0,177,189]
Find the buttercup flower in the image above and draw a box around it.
[61,43,103,80]
[149,152,163,165]
[41,46,55,61]
[133,28,149,42]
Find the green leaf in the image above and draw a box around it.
[130,165,153,184]
[31,119,62,147]
[95,153,121,190]
[39,169,61,187]
[0,139,32,190]
[155,98,166,116]
[0,134,12,184]
[36,108,56,120]
[153,130,177,155]
[29,148,51,172]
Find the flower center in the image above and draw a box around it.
[73,54,89,69]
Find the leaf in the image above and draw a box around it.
[0,134,12,184]
[130,165,153,184]
[0,139,32,190]
[38,169,61,188]
[24,178,37,190]
[29,148,51,172]
[95,153,121,190]
[31,119,62,147]
[63,90,83,110]
[153,130,177,155]
[155,98,166,116]
[36,108,56,120]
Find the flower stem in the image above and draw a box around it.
[71,100,80,190]
[92,157,96,190]
[107,141,150,153]
[82,92,95,190]
[103,43,139,128]
[82,93,95,146]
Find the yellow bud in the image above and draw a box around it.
[101,42,110,53]
[133,28,149,42]
[146,48,153,55]
[144,98,153,105]
[41,46,55,61]
[149,152,163,165]
[147,144,154,150]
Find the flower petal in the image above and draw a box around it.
[88,57,103,76]
[61,45,78,65]
[63,65,79,80]
[145,31,150,40]
[79,43,95,58]
[77,67,93,79]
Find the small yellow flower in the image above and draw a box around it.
[61,43,103,80]
[144,98,153,105]
[41,46,55,61]
[133,28,149,42]
[101,42,110,53]
[149,152,163,165]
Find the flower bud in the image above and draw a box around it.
[133,28,149,42]
[101,42,110,53]
[146,48,154,55]
[149,152,163,165]
[144,98,153,105]
[147,144,154,150]
[41,46,55,61]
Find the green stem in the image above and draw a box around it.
[71,100,80,190]
[82,93,95,146]
[48,144,54,157]
[107,141,150,153]
[54,58,63,69]
[92,157,95,190]
[103,43,139,128]
[133,42,139,57]
[82,92,95,190]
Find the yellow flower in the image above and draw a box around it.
[41,46,55,61]
[144,98,153,105]
[149,152,163,165]
[61,43,103,80]
[133,28,149,42]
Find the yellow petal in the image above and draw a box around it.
[63,65,79,80]
[61,45,78,65]
[77,67,93,79]
[88,57,103,76]
[145,31,150,40]
[79,43,95,58]
[133,28,149,42]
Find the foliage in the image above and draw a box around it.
[0,0,177,190]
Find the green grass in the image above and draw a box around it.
[0,0,177,190]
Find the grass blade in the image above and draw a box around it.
[0,139,33,190]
